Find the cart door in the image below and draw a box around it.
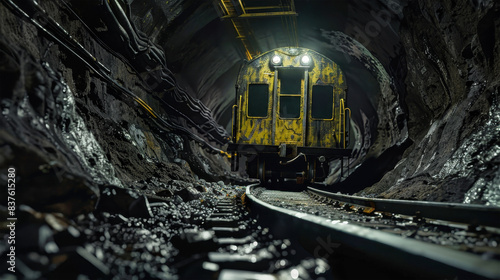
[307,84,335,147]
[273,68,306,146]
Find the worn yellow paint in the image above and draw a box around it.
[238,64,274,145]
[274,71,304,145]
[234,47,347,149]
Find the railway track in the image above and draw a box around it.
[7,180,499,279]
[174,192,332,280]
[246,184,500,279]
[177,183,500,279]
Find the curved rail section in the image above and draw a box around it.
[308,186,500,228]
[246,184,500,279]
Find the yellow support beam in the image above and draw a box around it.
[238,0,246,14]
[218,0,298,60]
[245,6,287,11]
[222,11,298,19]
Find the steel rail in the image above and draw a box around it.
[246,184,500,279]
[308,186,500,228]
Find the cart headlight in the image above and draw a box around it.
[271,55,282,66]
[300,55,311,66]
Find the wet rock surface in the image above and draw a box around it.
[356,0,500,205]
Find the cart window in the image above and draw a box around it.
[279,96,301,118]
[247,84,269,117]
[278,69,303,119]
[280,70,302,95]
[311,85,333,119]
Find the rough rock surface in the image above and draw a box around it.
[358,0,500,205]
[0,0,231,199]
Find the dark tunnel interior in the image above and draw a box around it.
[0,0,499,278]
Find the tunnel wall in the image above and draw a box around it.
[0,1,230,216]
[359,0,500,205]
